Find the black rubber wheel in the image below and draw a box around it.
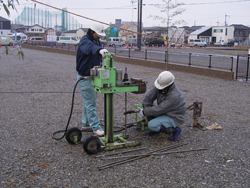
[83,136,101,154]
[65,127,82,144]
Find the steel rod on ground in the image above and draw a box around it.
[95,147,147,158]
[98,142,187,170]
[104,148,208,160]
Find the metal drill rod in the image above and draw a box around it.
[98,143,187,170]
[125,92,127,136]
[98,142,187,170]
[99,143,187,162]
[95,147,147,158]
[104,148,208,160]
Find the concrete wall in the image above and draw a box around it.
[21,44,235,80]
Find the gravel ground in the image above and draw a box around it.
[1,47,250,188]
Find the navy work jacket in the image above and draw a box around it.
[76,34,102,76]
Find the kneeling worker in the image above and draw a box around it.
[138,71,186,141]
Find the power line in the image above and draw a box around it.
[147,0,250,6]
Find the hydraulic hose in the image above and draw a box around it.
[52,78,144,140]
[52,78,83,140]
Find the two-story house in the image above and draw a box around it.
[0,16,11,35]
[119,23,138,41]
[231,24,250,44]
[25,24,45,37]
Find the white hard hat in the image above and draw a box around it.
[154,71,175,90]
[89,25,106,38]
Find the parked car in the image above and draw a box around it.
[99,38,107,45]
[170,42,182,47]
[145,38,165,47]
[213,40,227,46]
[188,39,207,47]
[127,38,144,46]
[12,33,28,44]
[108,37,125,47]
[227,40,235,47]
[0,35,14,46]
[27,36,44,44]
[57,36,78,45]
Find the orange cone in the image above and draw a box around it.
[0,43,1,48]
[131,44,132,48]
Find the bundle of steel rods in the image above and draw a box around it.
[97,142,207,170]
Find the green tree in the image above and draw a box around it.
[1,0,20,16]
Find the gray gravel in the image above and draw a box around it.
[1,47,250,188]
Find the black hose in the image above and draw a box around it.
[52,78,144,140]
[52,78,83,140]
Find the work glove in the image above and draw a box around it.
[99,49,109,57]
[138,109,145,119]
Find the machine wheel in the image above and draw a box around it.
[65,127,82,144]
[83,136,101,154]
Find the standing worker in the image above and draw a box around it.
[76,27,109,137]
[138,71,186,141]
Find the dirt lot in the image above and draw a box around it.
[0,47,250,187]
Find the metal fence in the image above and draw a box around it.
[24,42,250,81]
[235,55,250,81]
[109,47,236,70]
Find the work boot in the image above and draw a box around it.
[143,130,160,136]
[169,127,183,141]
[159,126,174,134]
[93,128,104,137]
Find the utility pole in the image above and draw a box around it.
[225,13,230,26]
[137,0,142,50]
[166,0,170,69]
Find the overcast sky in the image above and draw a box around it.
[1,0,250,28]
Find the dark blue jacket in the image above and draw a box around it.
[76,33,102,76]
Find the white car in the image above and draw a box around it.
[57,36,78,45]
[188,39,207,47]
[213,41,227,46]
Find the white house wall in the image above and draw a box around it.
[0,29,10,35]
[63,33,77,38]
[27,25,45,34]
[76,29,86,41]
[212,26,234,42]
[188,34,198,41]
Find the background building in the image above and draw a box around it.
[13,7,81,32]
[0,16,11,35]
